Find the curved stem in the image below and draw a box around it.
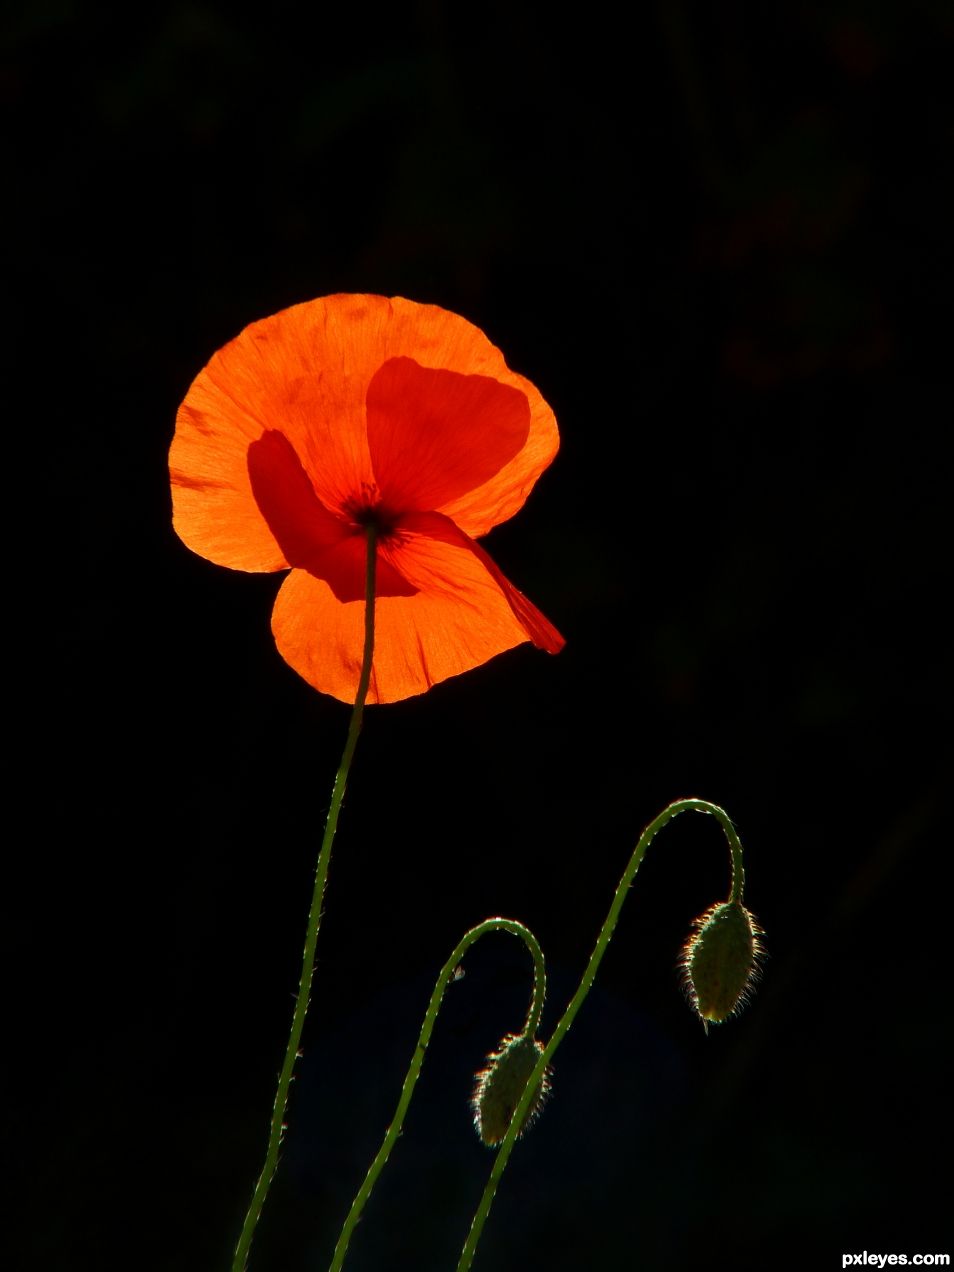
[328,917,545,1272]
[232,526,378,1272]
[456,797,745,1272]
[722,807,745,905]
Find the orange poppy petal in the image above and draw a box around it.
[272,526,562,703]
[170,299,379,569]
[304,534,418,603]
[246,430,415,601]
[170,390,290,573]
[171,296,559,569]
[366,357,531,513]
[245,430,350,567]
[392,511,565,654]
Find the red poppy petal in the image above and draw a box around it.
[272,526,562,704]
[171,296,559,568]
[366,357,531,513]
[306,535,419,603]
[170,393,290,573]
[432,372,559,539]
[391,511,565,654]
[246,430,350,566]
[246,430,415,601]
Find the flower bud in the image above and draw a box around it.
[471,1033,551,1147]
[681,900,763,1028]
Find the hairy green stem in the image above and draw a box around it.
[329,917,545,1272]
[456,797,745,1272]
[232,526,378,1272]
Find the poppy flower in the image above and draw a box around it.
[170,294,564,703]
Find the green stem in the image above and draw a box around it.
[328,917,545,1272]
[456,797,744,1272]
[232,526,378,1272]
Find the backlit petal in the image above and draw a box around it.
[171,296,559,571]
[170,298,380,569]
[246,430,415,600]
[272,525,563,703]
[246,430,350,569]
[171,387,290,573]
[366,358,530,513]
[391,511,565,654]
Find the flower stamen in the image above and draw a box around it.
[343,486,399,538]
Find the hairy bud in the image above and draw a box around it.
[681,900,763,1028]
[471,1033,551,1147]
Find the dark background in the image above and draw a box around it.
[9,2,951,1270]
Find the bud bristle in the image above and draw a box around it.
[680,900,764,1027]
[471,1033,551,1147]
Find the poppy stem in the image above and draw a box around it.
[232,525,378,1272]
[455,797,746,1272]
[328,918,545,1272]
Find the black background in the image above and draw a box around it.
[9,2,952,1270]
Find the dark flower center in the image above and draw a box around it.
[344,486,399,538]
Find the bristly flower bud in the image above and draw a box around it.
[681,900,764,1029]
[471,1033,551,1147]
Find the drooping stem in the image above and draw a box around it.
[329,917,545,1272]
[456,797,745,1272]
[232,525,378,1272]
[723,807,745,905]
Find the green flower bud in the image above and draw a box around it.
[471,1033,551,1147]
[681,900,764,1028]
